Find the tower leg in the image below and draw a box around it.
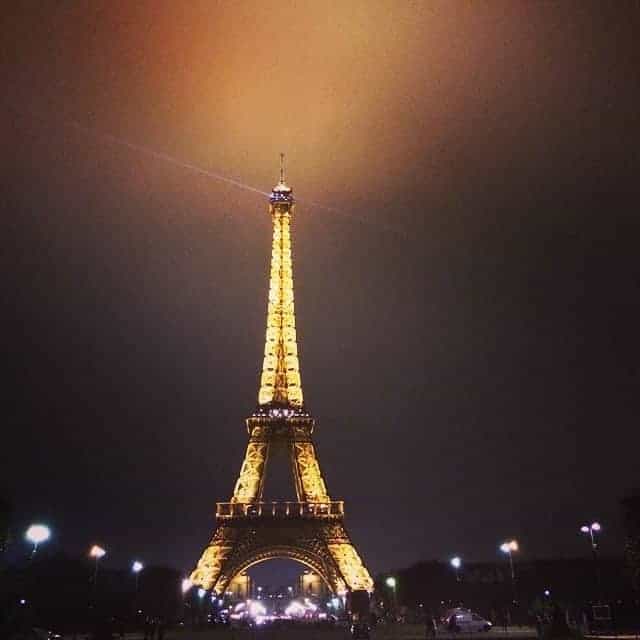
[232,439,270,503]
[324,522,374,592]
[190,524,241,592]
[290,439,330,502]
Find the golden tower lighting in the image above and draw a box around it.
[189,157,373,595]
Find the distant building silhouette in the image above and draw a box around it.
[378,556,634,623]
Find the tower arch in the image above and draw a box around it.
[225,546,335,594]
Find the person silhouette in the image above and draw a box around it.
[425,611,437,637]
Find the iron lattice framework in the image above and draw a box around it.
[190,161,373,595]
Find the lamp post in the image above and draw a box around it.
[580,522,602,599]
[89,544,106,601]
[25,524,51,559]
[500,540,519,607]
[180,578,193,628]
[450,556,462,607]
[23,524,51,615]
[386,576,397,620]
[130,561,144,625]
[450,556,462,582]
[196,588,207,630]
[132,561,144,593]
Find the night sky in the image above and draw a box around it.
[2,2,639,583]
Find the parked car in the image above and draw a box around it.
[443,608,492,632]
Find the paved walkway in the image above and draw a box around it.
[62,624,539,640]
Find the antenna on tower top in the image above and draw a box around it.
[270,153,293,202]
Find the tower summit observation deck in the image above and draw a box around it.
[190,157,373,595]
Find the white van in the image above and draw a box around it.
[443,608,492,632]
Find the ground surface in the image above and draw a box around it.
[59,624,538,640]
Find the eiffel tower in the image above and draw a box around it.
[190,157,373,595]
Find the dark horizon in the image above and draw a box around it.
[2,544,630,588]
[2,1,639,584]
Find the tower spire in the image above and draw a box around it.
[259,158,302,407]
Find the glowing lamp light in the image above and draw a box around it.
[385,576,396,588]
[248,600,266,618]
[132,561,143,573]
[580,522,602,535]
[500,540,518,553]
[89,545,106,559]
[285,601,305,617]
[302,597,317,611]
[450,556,462,569]
[25,524,51,547]
[181,578,192,594]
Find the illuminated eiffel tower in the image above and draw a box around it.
[190,157,373,595]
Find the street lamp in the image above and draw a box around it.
[89,544,106,604]
[499,540,519,606]
[180,579,193,628]
[25,524,51,558]
[89,545,106,585]
[132,560,144,592]
[580,522,601,548]
[385,576,397,618]
[450,557,462,582]
[580,522,602,598]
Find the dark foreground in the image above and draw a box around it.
[49,624,540,640]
